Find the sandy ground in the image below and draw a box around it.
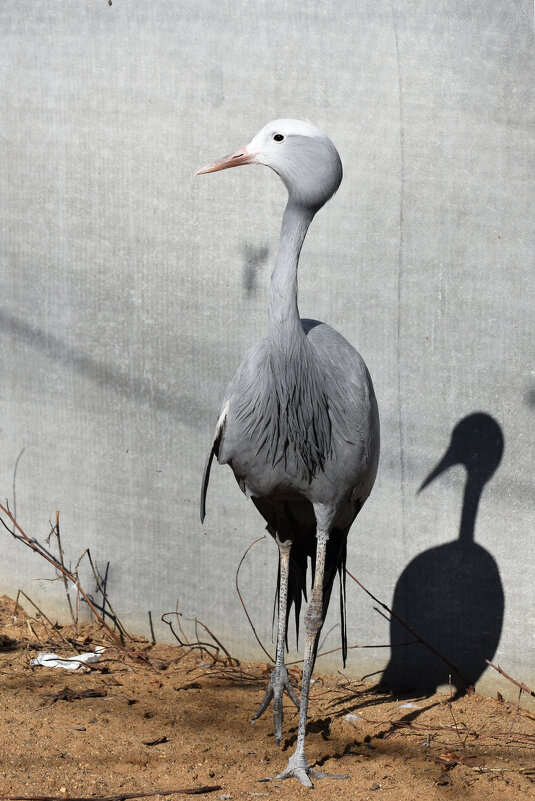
[1,595,535,801]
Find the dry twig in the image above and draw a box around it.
[161,605,238,667]
[448,674,467,748]
[84,548,130,644]
[235,536,274,663]
[0,788,222,801]
[45,511,77,631]
[14,589,71,648]
[486,659,535,699]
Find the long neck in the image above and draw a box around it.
[458,474,484,543]
[268,201,315,349]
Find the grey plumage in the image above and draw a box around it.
[197,119,380,788]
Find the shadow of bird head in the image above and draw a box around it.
[419,412,504,493]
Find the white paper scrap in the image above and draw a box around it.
[344,713,363,723]
[30,646,104,670]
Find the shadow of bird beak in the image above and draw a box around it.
[195,146,258,175]
[418,449,456,493]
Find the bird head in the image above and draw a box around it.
[196,119,343,212]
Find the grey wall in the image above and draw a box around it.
[1,1,533,695]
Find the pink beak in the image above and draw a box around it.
[196,146,258,175]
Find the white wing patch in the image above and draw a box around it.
[215,400,230,441]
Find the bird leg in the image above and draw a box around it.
[251,534,300,744]
[269,526,348,788]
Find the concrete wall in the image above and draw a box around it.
[1,1,533,695]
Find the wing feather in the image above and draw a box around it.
[200,401,229,523]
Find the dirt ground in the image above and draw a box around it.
[1,595,535,801]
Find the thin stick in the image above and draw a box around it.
[0,787,222,801]
[448,674,466,748]
[345,568,471,687]
[486,659,535,699]
[15,589,71,647]
[161,611,226,665]
[287,639,414,665]
[509,686,522,734]
[75,581,80,628]
[85,548,129,644]
[190,617,237,666]
[175,600,191,644]
[13,588,22,618]
[235,536,274,664]
[52,511,77,630]
[27,619,41,643]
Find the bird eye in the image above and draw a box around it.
[273,133,284,142]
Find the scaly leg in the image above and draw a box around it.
[269,513,348,787]
[251,534,300,744]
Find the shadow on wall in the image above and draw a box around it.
[0,307,188,419]
[525,388,535,409]
[381,412,505,696]
[241,241,269,297]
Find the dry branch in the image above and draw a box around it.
[46,511,77,630]
[234,535,275,663]
[0,788,222,801]
[83,547,131,644]
[161,606,238,667]
[14,589,71,648]
[486,659,535,699]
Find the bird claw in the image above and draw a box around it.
[251,664,300,744]
[263,752,349,788]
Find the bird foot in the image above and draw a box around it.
[262,752,349,788]
[251,664,300,745]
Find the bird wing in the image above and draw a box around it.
[200,400,229,523]
[199,338,270,522]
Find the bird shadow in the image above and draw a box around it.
[380,412,505,697]
[0,306,196,421]
[241,241,269,297]
[524,387,535,409]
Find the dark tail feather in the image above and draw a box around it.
[338,540,348,666]
[311,529,349,670]
[287,545,309,650]
[273,552,305,649]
